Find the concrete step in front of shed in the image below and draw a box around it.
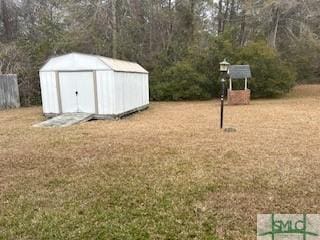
[33,113,94,128]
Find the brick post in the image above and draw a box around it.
[227,89,251,105]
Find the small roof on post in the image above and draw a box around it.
[228,65,252,79]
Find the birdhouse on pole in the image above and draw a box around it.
[227,65,252,105]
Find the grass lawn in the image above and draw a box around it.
[0,85,320,239]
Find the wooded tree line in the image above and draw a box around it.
[0,0,319,104]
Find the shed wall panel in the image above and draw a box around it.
[114,72,148,114]
[142,74,149,106]
[96,71,115,115]
[114,74,124,114]
[40,72,59,113]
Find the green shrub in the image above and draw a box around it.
[236,41,296,98]
[150,61,211,101]
[150,40,296,101]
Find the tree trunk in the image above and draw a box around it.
[239,10,246,46]
[268,7,280,49]
[189,0,195,42]
[222,0,230,32]
[112,0,117,58]
[217,0,223,35]
[229,0,236,21]
[169,0,173,33]
[1,0,12,40]
[166,0,175,51]
[130,0,143,23]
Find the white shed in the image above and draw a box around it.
[39,53,149,119]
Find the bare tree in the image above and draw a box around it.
[0,0,18,41]
[112,0,117,58]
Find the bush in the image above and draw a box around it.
[236,41,296,98]
[150,61,211,101]
[150,40,296,101]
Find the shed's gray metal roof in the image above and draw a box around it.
[98,56,148,73]
[228,65,251,79]
[40,53,148,73]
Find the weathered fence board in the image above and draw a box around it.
[0,74,20,109]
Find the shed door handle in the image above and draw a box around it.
[75,91,78,96]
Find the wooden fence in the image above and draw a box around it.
[0,74,20,109]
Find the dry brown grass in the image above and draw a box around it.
[0,85,320,239]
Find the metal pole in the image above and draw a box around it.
[220,78,225,129]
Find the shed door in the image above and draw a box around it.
[59,72,95,113]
